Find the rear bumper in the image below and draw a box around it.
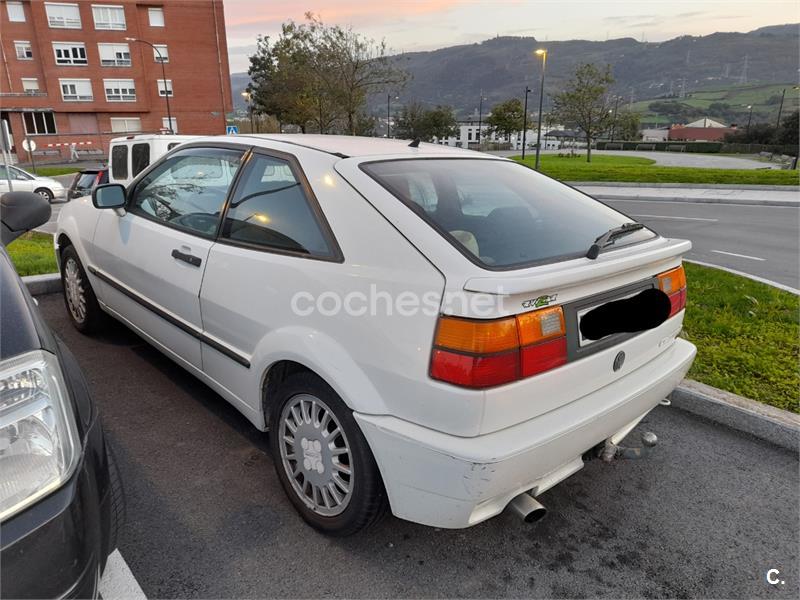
[355,338,696,529]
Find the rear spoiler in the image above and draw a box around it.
[463,238,692,295]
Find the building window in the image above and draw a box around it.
[21,78,40,93]
[92,4,125,29]
[104,79,136,101]
[162,117,177,132]
[45,3,82,28]
[148,7,164,26]
[110,117,141,133]
[23,112,58,135]
[14,41,33,60]
[153,44,168,63]
[98,43,131,66]
[60,78,93,101]
[53,42,88,65]
[157,79,173,97]
[6,1,25,22]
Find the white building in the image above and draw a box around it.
[435,121,564,150]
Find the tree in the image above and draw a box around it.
[421,106,458,141]
[613,111,641,141]
[777,110,799,145]
[393,102,427,140]
[485,98,525,141]
[553,63,615,162]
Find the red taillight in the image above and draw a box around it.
[430,307,567,388]
[658,265,687,317]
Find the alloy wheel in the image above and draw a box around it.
[64,258,87,323]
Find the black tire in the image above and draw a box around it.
[269,372,388,536]
[60,245,105,334]
[34,187,54,203]
[104,440,126,557]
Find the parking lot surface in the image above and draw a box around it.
[38,294,798,599]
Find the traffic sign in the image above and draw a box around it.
[226,125,239,135]
[22,138,37,152]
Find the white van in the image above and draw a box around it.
[108,134,197,186]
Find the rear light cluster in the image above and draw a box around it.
[657,265,687,317]
[430,305,568,389]
[431,264,688,389]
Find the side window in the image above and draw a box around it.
[131,143,150,177]
[130,147,244,237]
[221,154,333,257]
[111,145,128,181]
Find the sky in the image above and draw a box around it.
[223,0,799,73]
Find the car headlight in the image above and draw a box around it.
[0,350,80,522]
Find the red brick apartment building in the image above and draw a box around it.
[0,0,232,162]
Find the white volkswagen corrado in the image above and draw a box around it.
[55,135,696,535]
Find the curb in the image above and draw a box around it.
[669,380,799,451]
[581,193,798,207]
[23,272,61,295]
[569,182,798,191]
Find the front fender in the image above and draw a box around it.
[55,197,102,280]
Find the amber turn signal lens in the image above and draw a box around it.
[434,316,519,354]
[658,265,686,295]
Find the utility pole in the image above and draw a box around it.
[521,86,531,160]
[534,48,547,170]
[775,88,786,129]
[745,105,754,135]
[610,96,620,142]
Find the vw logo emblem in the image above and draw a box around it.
[613,351,626,372]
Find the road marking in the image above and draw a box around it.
[711,250,766,261]
[685,259,799,295]
[99,550,147,599]
[631,214,718,222]
[605,199,794,208]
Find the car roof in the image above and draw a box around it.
[205,134,476,159]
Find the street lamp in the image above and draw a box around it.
[745,104,754,135]
[609,95,620,142]
[126,37,173,133]
[776,86,800,129]
[521,87,531,159]
[534,48,547,170]
[477,89,486,148]
[387,94,398,138]
[241,91,255,133]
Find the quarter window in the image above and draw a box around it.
[91,5,125,30]
[14,41,32,60]
[131,148,244,237]
[104,79,136,101]
[6,1,25,21]
[98,43,131,66]
[111,145,128,181]
[45,3,81,28]
[53,42,87,65]
[221,154,333,257]
[23,112,57,135]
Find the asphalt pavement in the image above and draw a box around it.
[37,293,799,599]
[604,200,799,291]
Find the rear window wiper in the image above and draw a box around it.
[586,222,645,259]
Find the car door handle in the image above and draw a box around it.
[171,249,202,267]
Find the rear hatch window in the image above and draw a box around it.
[361,159,655,269]
[74,172,98,191]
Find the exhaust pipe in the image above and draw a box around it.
[508,492,547,523]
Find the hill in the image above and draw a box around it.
[230,24,799,120]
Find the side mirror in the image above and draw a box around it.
[92,184,126,209]
[1,191,52,245]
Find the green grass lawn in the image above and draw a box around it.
[682,263,799,413]
[28,166,80,177]
[513,154,800,185]
[6,232,58,276]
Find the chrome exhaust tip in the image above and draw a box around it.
[508,492,547,523]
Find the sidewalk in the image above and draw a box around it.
[573,183,800,207]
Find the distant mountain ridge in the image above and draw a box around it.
[230,24,799,117]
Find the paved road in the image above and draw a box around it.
[491,150,783,169]
[38,294,799,599]
[605,200,800,291]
